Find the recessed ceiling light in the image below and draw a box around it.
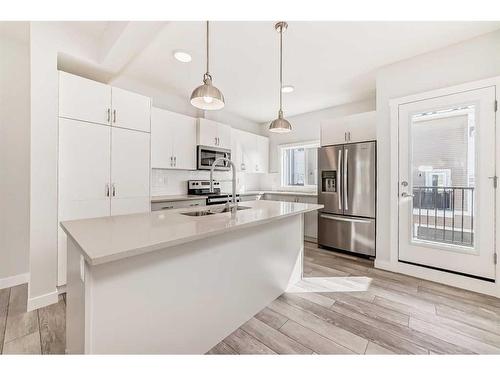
[173,50,192,63]
[281,85,294,93]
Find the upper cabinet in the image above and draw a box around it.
[320,110,376,146]
[230,128,269,173]
[111,87,151,133]
[59,71,111,125]
[58,71,151,133]
[197,118,231,149]
[151,107,197,170]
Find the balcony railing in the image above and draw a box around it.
[412,186,474,247]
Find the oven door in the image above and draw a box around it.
[197,146,231,170]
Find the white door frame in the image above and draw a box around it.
[376,75,500,298]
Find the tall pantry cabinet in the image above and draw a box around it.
[58,72,151,286]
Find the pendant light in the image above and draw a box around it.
[269,21,292,133]
[190,21,225,110]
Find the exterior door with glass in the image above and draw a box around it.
[398,86,497,280]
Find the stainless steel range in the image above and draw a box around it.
[317,141,376,257]
[188,180,241,205]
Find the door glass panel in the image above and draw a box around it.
[410,105,475,249]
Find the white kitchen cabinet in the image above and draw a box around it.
[59,71,111,125]
[197,118,231,149]
[110,128,151,216]
[320,110,376,146]
[59,72,151,133]
[111,87,151,133]
[254,135,269,173]
[262,193,318,239]
[58,121,151,285]
[151,108,196,170]
[58,118,112,285]
[230,128,269,173]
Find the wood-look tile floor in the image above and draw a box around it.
[207,242,500,355]
[1,241,500,354]
[0,284,66,354]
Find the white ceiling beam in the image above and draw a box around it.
[98,21,167,74]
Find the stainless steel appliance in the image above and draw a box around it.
[188,180,240,205]
[318,141,376,256]
[197,146,231,171]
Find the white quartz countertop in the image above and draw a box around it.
[239,190,318,197]
[61,200,323,266]
[151,191,317,203]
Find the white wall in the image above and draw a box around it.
[29,22,101,309]
[259,98,375,190]
[0,27,30,287]
[376,29,500,263]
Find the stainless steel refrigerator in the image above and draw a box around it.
[317,141,376,256]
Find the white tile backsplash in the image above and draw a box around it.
[151,169,264,196]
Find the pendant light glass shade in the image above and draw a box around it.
[191,21,225,111]
[269,21,291,133]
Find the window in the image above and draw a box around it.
[280,141,319,188]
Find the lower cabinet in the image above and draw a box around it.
[262,193,318,239]
[151,199,206,211]
[58,118,150,286]
[240,194,263,202]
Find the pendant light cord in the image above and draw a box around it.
[279,25,283,113]
[206,21,210,76]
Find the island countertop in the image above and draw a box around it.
[61,200,323,266]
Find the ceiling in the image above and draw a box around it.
[6,21,500,123]
[119,21,500,123]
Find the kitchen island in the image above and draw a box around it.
[61,200,322,354]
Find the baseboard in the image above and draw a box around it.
[374,259,500,298]
[304,236,317,244]
[27,289,59,311]
[0,272,29,289]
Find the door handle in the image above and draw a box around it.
[105,183,110,197]
[401,192,415,198]
[344,148,348,211]
[107,108,111,123]
[113,109,116,123]
[112,183,116,197]
[338,149,342,210]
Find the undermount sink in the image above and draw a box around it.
[181,206,251,217]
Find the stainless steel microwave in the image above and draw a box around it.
[197,145,231,171]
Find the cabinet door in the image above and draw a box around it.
[111,87,151,133]
[216,122,232,149]
[111,128,151,216]
[241,131,258,172]
[347,111,376,143]
[172,113,197,170]
[59,71,111,125]
[298,196,318,239]
[230,129,244,171]
[151,107,174,169]
[255,135,269,173]
[197,118,218,147]
[58,118,111,285]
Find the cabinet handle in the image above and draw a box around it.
[161,206,174,210]
[107,108,111,123]
[174,156,177,167]
[113,109,116,123]
[105,183,110,197]
[170,156,173,167]
[112,183,116,197]
[348,132,351,142]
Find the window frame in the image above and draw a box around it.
[279,140,320,190]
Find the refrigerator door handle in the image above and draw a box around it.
[344,148,348,211]
[320,214,372,224]
[338,149,342,210]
